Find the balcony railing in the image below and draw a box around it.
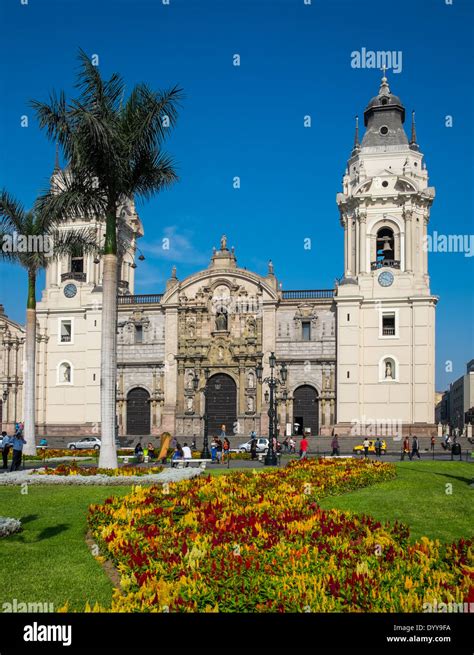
[382,326,396,336]
[370,260,400,271]
[61,272,86,283]
[281,289,334,300]
[117,293,163,305]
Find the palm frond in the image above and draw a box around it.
[0,189,26,232]
[130,150,179,200]
[46,226,100,258]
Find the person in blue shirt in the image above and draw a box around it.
[10,431,26,472]
[171,444,184,468]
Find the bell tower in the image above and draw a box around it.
[35,159,144,437]
[335,73,437,437]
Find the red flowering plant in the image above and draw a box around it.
[85,459,473,613]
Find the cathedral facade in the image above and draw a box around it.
[0,76,437,439]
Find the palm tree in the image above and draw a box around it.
[0,190,98,456]
[32,50,182,468]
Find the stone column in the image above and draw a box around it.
[405,211,412,272]
[423,216,429,275]
[347,219,353,276]
[355,219,359,273]
[321,398,326,427]
[239,365,245,415]
[359,215,367,273]
[177,364,185,414]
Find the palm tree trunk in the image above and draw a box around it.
[98,219,119,468]
[23,271,37,456]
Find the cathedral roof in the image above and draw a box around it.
[361,73,408,148]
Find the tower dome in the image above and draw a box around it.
[361,73,408,148]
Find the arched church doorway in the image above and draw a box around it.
[293,385,318,436]
[206,373,237,437]
[126,387,150,435]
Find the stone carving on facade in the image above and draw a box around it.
[246,316,256,337]
[246,395,255,414]
[185,370,195,390]
[215,308,228,331]
[293,304,319,326]
[185,395,194,414]
[247,370,255,389]
[186,318,196,338]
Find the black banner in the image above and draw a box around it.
[0,612,471,653]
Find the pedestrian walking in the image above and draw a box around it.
[363,437,370,459]
[430,435,435,455]
[289,437,296,454]
[215,437,223,463]
[401,436,410,460]
[331,434,340,456]
[299,436,309,460]
[211,437,218,463]
[1,432,11,469]
[375,437,382,458]
[10,431,26,472]
[409,435,421,460]
[250,435,257,460]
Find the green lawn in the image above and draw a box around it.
[0,485,131,611]
[0,461,472,611]
[319,461,473,543]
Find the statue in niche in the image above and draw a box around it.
[218,345,224,361]
[215,308,228,331]
[61,363,71,383]
[325,375,330,390]
[246,396,254,412]
[186,396,194,412]
[247,371,255,388]
[247,316,256,336]
[187,320,196,338]
[186,371,194,390]
[385,360,393,379]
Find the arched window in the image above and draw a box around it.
[376,227,395,263]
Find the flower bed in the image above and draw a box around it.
[31,463,163,477]
[191,450,252,461]
[25,448,99,460]
[0,517,22,538]
[85,458,471,612]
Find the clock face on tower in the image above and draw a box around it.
[378,271,394,287]
[64,283,77,298]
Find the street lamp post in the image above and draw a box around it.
[256,353,287,466]
[194,367,211,459]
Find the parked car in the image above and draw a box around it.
[67,437,101,450]
[353,439,387,454]
[238,437,269,453]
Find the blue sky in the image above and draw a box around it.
[0,0,472,390]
